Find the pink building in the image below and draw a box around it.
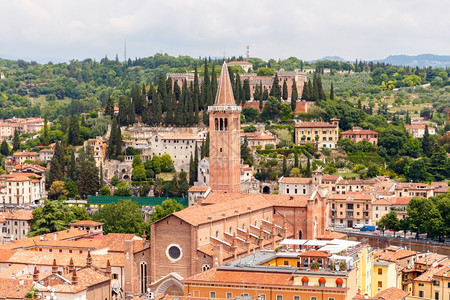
[340,127,379,145]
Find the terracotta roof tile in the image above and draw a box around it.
[387,197,412,205]
[280,177,312,184]
[183,268,294,286]
[0,278,33,298]
[7,210,33,220]
[188,186,210,192]
[70,220,103,226]
[295,122,337,128]
[374,287,408,300]
[299,250,330,258]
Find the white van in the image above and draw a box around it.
[335,224,345,229]
[353,224,364,229]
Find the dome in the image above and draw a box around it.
[318,277,326,284]
[301,276,309,283]
[336,278,343,285]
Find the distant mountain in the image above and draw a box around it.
[310,56,347,63]
[375,54,450,68]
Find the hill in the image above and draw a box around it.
[376,54,450,68]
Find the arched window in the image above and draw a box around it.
[254,220,258,226]
[140,262,147,294]
[220,118,223,131]
[229,226,232,233]
[224,118,228,130]
[202,264,210,271]
[242,223,245,230]
[215,118,219,131]
[215,230,219,238]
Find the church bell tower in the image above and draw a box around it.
[208,62,241,193]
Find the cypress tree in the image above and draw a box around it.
[330,82,335,100]
[193,65,200,124]
[118,96,129,126]
[77,146,100,198]
[152,88,162,125]
[105,95,114,116]
[142,102,151,125]
[12,129,20,151]
[307,79,313,100]
[189,154,195,186]
[270,73,281,99]
[205,133,210,157]
[294,148,299,168]
[259,82,263,109]
[107,118,118,157]
[317,75,325,100]
[302,79,310,100]
[357,98,362,109]
[100,162,104,188]
[305,156,312,177]
[114,120,122,157]
[43,116,49,146]
[128,98,135,125]
[282,156,287,176]
[422,125,432,157]
[253,83,260,101]
[282,80,288,100]
[48,156,63,186]
[291,79,298,112]
[194,141,199,179]
[187,83,194,126]
[211,63,217,97]
[0,140,9,156]
[173,82,181,102]
[263,87,269,101]
[234,73,241,105]
[243,79,250,104]
[67,151,77,181]
[158,74,168,112]
[165,94,175,125]
[68,116,81,146]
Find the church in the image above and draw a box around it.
[149,62,328,296]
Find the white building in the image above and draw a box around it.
[0,173,45,205]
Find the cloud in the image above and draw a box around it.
[0,0,449,62]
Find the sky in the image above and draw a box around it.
[0,0,449,63]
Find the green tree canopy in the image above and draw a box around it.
[93,200,146,235]
[150,199,184,223]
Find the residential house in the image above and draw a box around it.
[341,127,379,145]
[294,119,340,148]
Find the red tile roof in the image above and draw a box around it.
[295,122,337,128]
[70,220,103,226]
[0,278,33,299]
[279,177,312,184]
[183,268,294,286]
[374,287,408,299]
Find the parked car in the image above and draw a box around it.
[353,224,364,229]
[335,224,345,229]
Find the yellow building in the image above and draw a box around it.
[294,118,340,148]
[411,261,450,299]
[372,260,399,296]
[355,245,375,296]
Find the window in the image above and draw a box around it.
[434,292,438,300]
[283,260,289,265]
[226,293,232,299]
[328,298,335,300]
[202,264,210,271]
[276,295,283,300]
[210,292,216,298]
[378,268,382,275]
[311,298,317,300]
[433,280,439,286]
[378,281,382,288]
[259,295,266,300]
[418,291,424,297]
[294,296,300,300]
[418,283,424,287]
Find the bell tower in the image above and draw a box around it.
[208,62,241,193]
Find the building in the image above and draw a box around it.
[227,60,253,72]
[83,137,108,168]
[208,62,242,193]
[335,179,377,195]
[411,260,450,299]
[12,151,39,164]
[0,173,45,205]
[149,192,327,296]
[394,182,434,198]
[39,148,55,162]
[182,238,375,300]
[69,220,104,235]
[0,210,33,243]
[341,127,379,145]
[405,125,436,138]
[187,186,210,206]
[328,193,374,228]
[372,261,398,296]
[240,131,278,150]
[294,119,340,148]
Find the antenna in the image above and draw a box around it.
[246,45,250,58]
[124,40,127,62]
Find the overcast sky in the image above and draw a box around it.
[1,0,449,63]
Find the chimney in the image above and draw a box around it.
[86,250,92,268]
[68,257,75,273]
[33,266,39,282]
[72,269,78,284]
[142,231,147,241]
[106,259,111,277]
[52,259,58,275]
[53,232,57,241]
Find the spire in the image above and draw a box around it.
[68,257,75,273]
[214,62,235,106]
[72,269,78,284]
[33,266,39,282]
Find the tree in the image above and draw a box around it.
[0,140,9,156]
[99,186,111,196]
[304,156,312,177]
[48,156,63,186]
[160,154,174,172]
[243,79,251,103]
[289,167,301,177]
[294,148,299,168]
[291,79,298,111]
[64,180,78,198]
[28,200,76,237]
[151,156,162,174]
[176,171,189,197]
[68,116,81,146]
[189,154,195,186]
[43,116,49,146]
[77,146,100,198]
[407,197,436,238]
[115,185,132,196]
[132,155,142,168]
[12,129,20,151]
[282,156,288,176]
[422,125,432,157]
[406,159,427,182]
[241,136,252,166]
[132,165,146,182]
[379,211,400,236]
[93,200,146,235]
[330,82,335,100]
[270,73,281,99]
[399,218,410,238]
[150,199,184,223]
[48,181,68,200]
[282,80,288,100]
[302,79,310,100]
